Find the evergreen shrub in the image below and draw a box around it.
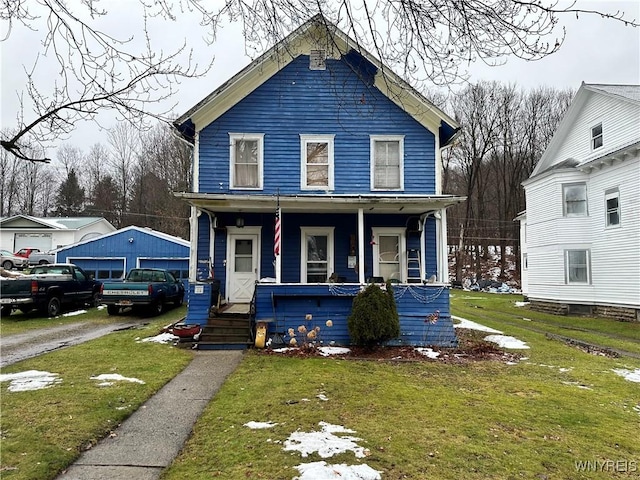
[347,281,400,347]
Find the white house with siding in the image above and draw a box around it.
[521,83,640,321]
[0,215,116,253]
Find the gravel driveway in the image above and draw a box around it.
[1,320,150,367]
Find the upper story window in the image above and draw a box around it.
[300,135,334,190]
[565,249,590,284]
[563,183,588,217]
[229,133,263,189]
[591,123,603,150]
[370,135,404,191]
[605,188,620,227]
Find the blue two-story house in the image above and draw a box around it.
[173,15,465,348]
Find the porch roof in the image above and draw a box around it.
[174,193,466,215]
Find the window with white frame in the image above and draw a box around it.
[371,135,404,190]
[591,123,603,150]
[565,249,590,284]
[522,253,528,270]
[300,227,334,283]
[300,135,334,190]
[563,183,588,217]
[230,133,263,189]
[605,188,620,227]
[372,227,406,282]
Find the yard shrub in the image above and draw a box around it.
[347,281,400,347]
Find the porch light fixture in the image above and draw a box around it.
[235,217,245,228]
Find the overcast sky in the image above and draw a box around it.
[1,0,638,166]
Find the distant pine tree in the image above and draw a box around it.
[54,168,85,215]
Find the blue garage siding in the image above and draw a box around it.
[198,55,436,196]
[57,227,190,285]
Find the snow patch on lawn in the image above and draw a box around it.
[293,461,381,480]
[63,309,87,317]
[514,302,530,307]
[612,368,640,383]
[415,348,440,359]
[452,316,503,334]
[318,347,351,356]
[91,374,145,386]
[0,370,62,392]
[136,332,179,344]
[244,421,278,429]
[484,335,530,349]
[284,422,368,458]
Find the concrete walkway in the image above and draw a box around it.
[57,350,244,480]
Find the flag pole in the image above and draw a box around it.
[274,190,282,284]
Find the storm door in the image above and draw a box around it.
[227,233,259,303]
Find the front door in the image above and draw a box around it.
[227,233,259,303]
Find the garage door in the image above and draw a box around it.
[67,258,126,281]
[138,258,190,288]
[14,233,52,252]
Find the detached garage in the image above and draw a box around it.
[56,226,190,289]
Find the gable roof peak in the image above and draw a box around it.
[174,14,458,145]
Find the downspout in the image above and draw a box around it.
[189,206,199,282]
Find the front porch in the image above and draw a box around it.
[185,281,457,348]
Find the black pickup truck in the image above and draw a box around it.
[0,264,101,317]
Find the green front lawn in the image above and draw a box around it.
[0,308,192,480]
[161,293,640,479]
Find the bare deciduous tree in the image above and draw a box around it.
[1,1,636,162]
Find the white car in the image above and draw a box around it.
[28,251,57,265]
[0,250,29,270]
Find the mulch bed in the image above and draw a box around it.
[258,329,524,364]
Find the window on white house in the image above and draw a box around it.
[563,183,588,217]
[300,135,334,190]
[300,227,334,283]
[591,123,603,150]
[565,249,590,284]
[230,133,263,189]
[371,136,404,190]
[522,253,528,270]
[605,189,620,227]
[372,227,406,282]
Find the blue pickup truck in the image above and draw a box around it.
[99,268,185,316]
[0,263,101,317]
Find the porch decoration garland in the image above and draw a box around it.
[327,283,446,304]
[392,285,446,304]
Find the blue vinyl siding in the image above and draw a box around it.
[200,213,442,285]
[198,55,436,196]
[254,283,456,347]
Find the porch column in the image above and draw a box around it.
[358,208,365,283]
[188,206,199,282]
[438,209,448,283]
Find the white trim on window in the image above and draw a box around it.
[371,227,406,282]
[605,188,620,228]
[229,133,264,190]
[370,135,404,191]
[300,134,335,190]
[563,183,588,217]
[564,249,591,284]
[300,227,335,283]
[591,123,603,150]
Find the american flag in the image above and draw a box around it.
[274,207,281,256]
